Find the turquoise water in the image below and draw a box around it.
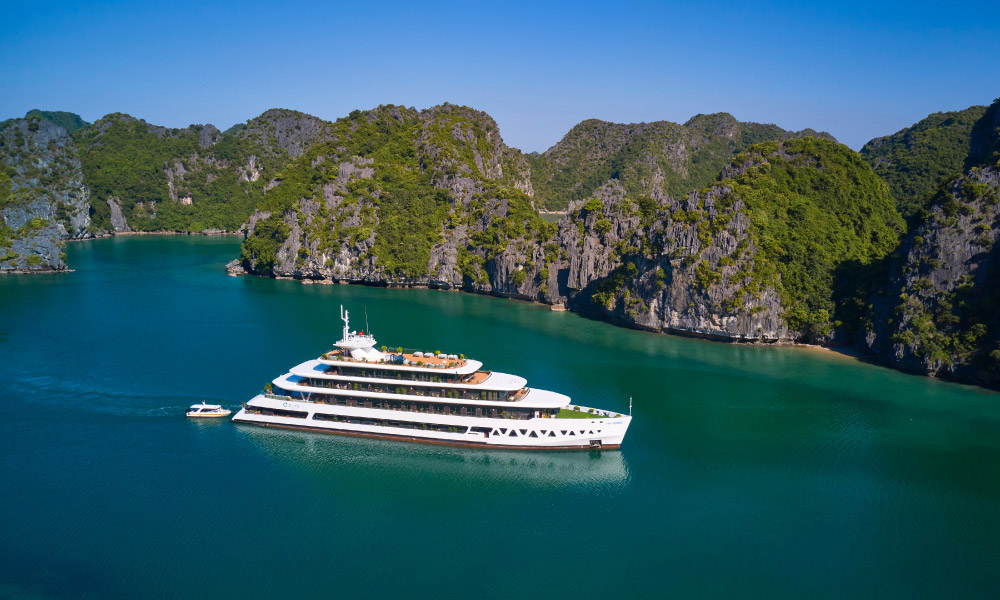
[2,236,999,599]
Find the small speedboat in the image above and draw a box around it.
[186,402,231,418]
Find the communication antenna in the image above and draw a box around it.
[629,396,633,416]
[340,305,350,343]
[365,307,370,337]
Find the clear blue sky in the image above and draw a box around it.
[1,0,997,151]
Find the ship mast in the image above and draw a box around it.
[340,305,350,343]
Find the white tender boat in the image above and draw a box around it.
[186,402,232,418]
[232,306,631,450]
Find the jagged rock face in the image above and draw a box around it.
[1,118,91,272]
[484,178,786,341]
[265,155,381,280]
[198,124,221,148]
[107,198,129,232]
[863,167,1000,385]
[853,99,1000,389]
[547,182,789,340]
[517,138,899,342]
[233,109,331,159]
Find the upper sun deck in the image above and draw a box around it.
[320,348,483,376]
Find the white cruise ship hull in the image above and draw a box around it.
[233,395,631,450]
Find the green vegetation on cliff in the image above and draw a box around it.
[727,138,905,336]
[528,113,835,211]
[75,114,201,230]
[75,112,311,233]
[241,104,546,280]
[869,100,1000,386]
[967,99,1000,169]
[245,106,451,277]
[860,105,987,220]
[25,110,88,134]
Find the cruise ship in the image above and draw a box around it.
[232,306,632,450]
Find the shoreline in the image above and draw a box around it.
[237,266,860,347]
[787,342,864,361]
[64,230,242,243]
[233,266,1000,392]
[0,268,75,275]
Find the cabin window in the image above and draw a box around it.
[259,408,308,419]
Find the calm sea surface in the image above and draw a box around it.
[1,237,999,599]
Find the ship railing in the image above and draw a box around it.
[294,379,518,402]
[263,393,293,401]
[554,405,623,419]
[296,399,535,420]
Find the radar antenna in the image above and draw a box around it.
[629,396,633,416]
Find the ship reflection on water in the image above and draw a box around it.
[237,424,631,489]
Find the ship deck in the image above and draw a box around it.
[325,348,468,369]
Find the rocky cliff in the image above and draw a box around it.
[231,110,900,344]
[227,99,1000,389]
[1,114,90,272]
[232,104,546,285]
[522,137,901,341]
[861,100,1000,386]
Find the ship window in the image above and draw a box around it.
[548,432,557,437]
[560,431,567,435]
[519,429,527,435]
[507,430,518,437]
[261,408,308,419]
[529,431,538,438]
[568,431,576,436]
[499,429,507,435]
